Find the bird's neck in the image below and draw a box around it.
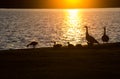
[104,28,106,35]
[54,42,56,45]
[86,27,89,36]
[67,42,70,45]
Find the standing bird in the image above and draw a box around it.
[102,27,109,43]
[27,41,38,48]
[85,26,99,45]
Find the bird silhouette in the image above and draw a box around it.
[102,27,109,43]
[27,41,38,48]
[75,43,82,48]
[67,42,74,48]
[53,41,62,48]
[85,26,99,45]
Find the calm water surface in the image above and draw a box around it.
[0,8,120,49]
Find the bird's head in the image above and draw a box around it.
[51,41,56,44]
[67,42,70,44]
[84,26,88,28]
[103,27,106,29]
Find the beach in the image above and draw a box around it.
[0,44,120,79]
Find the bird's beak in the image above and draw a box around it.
[84,26,87,28]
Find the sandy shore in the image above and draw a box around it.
[0,43,120,79]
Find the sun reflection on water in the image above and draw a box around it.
[62,9,84,45]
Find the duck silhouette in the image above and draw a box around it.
[67,42,74,48]
[27,41,38,48]
[53,41,62,48]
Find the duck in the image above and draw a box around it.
[67,42,74,48]
[53,41,62,48]
[27,41,38,48]
[75,43,82,48]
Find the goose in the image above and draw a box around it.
[85,26,99,45]
[102,27,109,43]
[27,41,38,48]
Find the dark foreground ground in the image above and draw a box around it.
[0,43,120,79]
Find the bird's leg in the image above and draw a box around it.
[33,45,36,48]
[27,44,29,47]
[87,42,93,47]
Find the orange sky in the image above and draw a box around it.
[0,0,119,8]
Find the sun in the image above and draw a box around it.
[46,0,100,8]
[63,0,94,8]
[65,0,79,5]
[64,0,80,7]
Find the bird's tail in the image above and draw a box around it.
[96,41,100,44]
[95,40,100,44]
[27,44,30,47]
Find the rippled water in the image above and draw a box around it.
[0,8,120,49]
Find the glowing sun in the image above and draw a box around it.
[64,0,80,7]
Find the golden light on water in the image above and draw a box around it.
[62,9,84,45]
[67,9,80,26]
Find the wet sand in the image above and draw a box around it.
[0,43,120,79]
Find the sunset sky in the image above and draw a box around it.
[0,0,120,8]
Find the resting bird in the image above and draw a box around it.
[75,44,82,48]
[102,27,109,43]
[85,26,99,45]
[67,42,74,48]
[53,41,62,48]
[27,41,38,48]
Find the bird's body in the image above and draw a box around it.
[27,41,38,48]
[85,26,99,45]
[86,34,99,44]
[53,42,62,48]
[102,27,109,43]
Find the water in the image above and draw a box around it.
[0,8,120,49]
